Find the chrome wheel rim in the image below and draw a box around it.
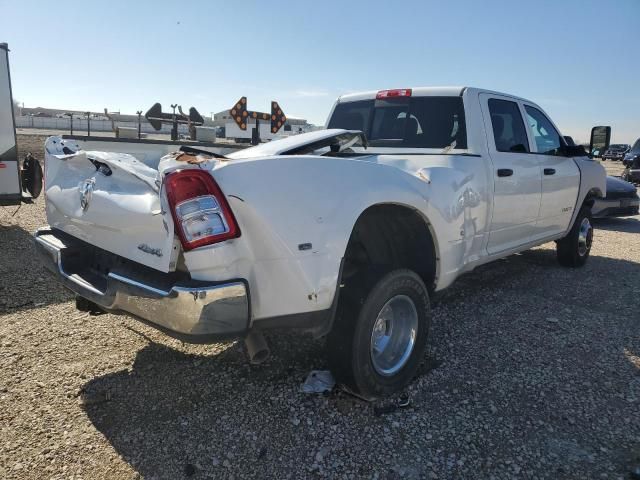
[370,295,418,376]
[578,217,593,257]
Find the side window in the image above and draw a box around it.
[488,99,529,153]
[524,106,563,155]
[327,100,372,132]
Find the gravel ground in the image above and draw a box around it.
[1,134,639,480]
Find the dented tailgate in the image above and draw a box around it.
[44,137,179,272]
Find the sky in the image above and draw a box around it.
[1,0,639,144]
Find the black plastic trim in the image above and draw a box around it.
[336,152,481,158]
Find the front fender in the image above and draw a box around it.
[571,158,607,227]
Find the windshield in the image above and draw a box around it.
[609,144,628,150]
[327,96,467,149]
[630,139,640,154]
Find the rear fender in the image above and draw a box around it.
[187,153,489,323]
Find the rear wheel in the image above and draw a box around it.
[556,206,593,267]
[327,268,430,400]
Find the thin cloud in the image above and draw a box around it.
[537,98,570,107]
[292,89,330,98]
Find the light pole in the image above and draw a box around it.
[65,112,73,135]
[170,104,178,141]
[136,110,143,139]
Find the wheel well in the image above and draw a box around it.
[341,204,437,291]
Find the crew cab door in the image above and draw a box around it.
[480,93,541,255]
[522,104,580,239]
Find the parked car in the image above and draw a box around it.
[602,143,630,161]
[592,176,639,217]
[622,137,640,167]
[35,87,607,399]
[622,157,640,185]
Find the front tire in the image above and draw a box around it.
[327,269,431,400]
[556,206,593,267]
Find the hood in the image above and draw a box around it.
[606,175,636,193]
[226,129,365,159]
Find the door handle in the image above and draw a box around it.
[544,168,556,175]
[497,169,513,177]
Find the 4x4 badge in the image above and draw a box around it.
[137,243,163,257]
[79,178,95,212]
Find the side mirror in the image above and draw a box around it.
[589,126,611,159]
[561,135,587,156]
[563,145,587,157]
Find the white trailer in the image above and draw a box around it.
[0,43,22,205]
[0,42,41,205]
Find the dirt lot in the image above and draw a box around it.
[1,134,639,479]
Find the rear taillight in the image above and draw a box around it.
[164,169,240,251]
[376,88,412,100]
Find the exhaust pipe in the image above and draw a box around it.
[244,331,270,365]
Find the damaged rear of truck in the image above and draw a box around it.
[35,130,391,347]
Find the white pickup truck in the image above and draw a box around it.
[36,87,609,399]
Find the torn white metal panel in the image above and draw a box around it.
[226,129,360,159]
[64,138,242,168]
[44,136,178,272]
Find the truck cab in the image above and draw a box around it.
[326,87,603,262]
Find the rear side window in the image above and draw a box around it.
[327,96,467,149]
[524,105,563,155]
[487,99,529,153]
[327,100,372,133]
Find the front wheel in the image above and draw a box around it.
[556,206,593,267]
[327,269,431,400]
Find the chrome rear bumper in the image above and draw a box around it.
[34,228,249,343]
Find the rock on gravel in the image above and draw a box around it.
[0,134,639,479]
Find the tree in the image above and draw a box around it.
[12,99,21,117]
